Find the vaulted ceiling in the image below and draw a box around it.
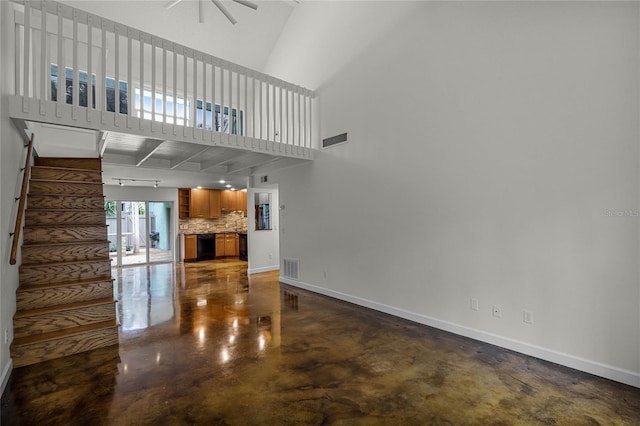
[60,0,298,73]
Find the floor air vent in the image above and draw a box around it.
[283,258,299,280]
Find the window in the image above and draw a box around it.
[134,88,188,126]
[50,64,128,114]
[196,100,243,135]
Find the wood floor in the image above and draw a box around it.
[2,259,640,425]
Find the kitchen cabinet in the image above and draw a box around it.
[215,234,225,257]
[178,188,190,219]
[190,188,210,218]
[220,190,237,213]
[184,235,197,261]
[220,190,247,216]
[209,190,221,218]
[225,233,238,257]
[180,188,221,219]
[238,191,247,217]
[215,233,239,257]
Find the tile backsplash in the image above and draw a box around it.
[179,211,247,234]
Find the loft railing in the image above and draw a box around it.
[11,0,315,156]
[10,133,35,266]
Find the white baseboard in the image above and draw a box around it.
[248,265,279,275]
[1,358,13,395]
[280,276,640,389]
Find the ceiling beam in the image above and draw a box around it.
[199,149,245,171]
[98,131,109,157]
[170,146,211,170]
[136,140,166,167]
[227,155,277,174]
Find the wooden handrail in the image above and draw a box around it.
[10,133,34,265]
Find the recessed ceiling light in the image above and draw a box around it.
[220,180,225,184]
[196,186,202,189]
[226,184,231,188]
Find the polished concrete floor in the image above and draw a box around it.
[2,259,640,425]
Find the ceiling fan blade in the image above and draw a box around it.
[164,0,183,9]
[199,0,204,23]
[232,0,258,10]
[211,0,237,25]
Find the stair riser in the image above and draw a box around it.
[20,262,112,286]
[29,181,103,196]
[11,326,118,368]
[16,281,114,310]
[22,244,109,264]
[30,168,102,183]
[14,303,115,339]
[28,196,105,210]
[23,226,107,244]
[26,211,106,226]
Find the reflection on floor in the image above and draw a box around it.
[110,247,173,266]
[2,259,640,424]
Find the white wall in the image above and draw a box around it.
[247,185,279,274]
[0,1,28,393]
[268,1,640,387]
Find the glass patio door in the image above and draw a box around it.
[107,201,173,266]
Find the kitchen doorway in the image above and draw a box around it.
[106,200,174,266]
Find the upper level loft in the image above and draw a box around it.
[7,0,317,185]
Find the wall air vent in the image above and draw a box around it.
[260,175,268,183]
[322,132,347,149]
[282,258,299,280]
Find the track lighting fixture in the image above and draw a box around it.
[113,178,160,188]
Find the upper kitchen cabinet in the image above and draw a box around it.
[179,189,222,219]
[220,190,247,217]
[178,189,191,219]
[209,190,221,218]
[190,188,210,218]
[221,190,238,214]
[238,191,247,217]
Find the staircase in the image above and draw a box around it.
[11,157,118,368]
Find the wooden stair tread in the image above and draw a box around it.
[24,224,108,228]
[27,208,106,213]
[32,165,103,174]
[12,320,117,346]
[18,276,114,291]
[14,297,115,318]
[30,178,103,183]
[28,194,105,200]
[22,239,108,248]
[21,257,112,268]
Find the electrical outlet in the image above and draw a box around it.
[523,310,534,324]
[268,253,273,260]
[470,298,479,311]
[4,328,8,344]
[492,305,502,318]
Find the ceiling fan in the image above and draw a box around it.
[164,0,258,25]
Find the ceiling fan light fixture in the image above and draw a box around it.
[232,0,258,11]
[211,0,237,25]
[164,0,182,10]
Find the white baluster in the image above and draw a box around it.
[39,0,47,114]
